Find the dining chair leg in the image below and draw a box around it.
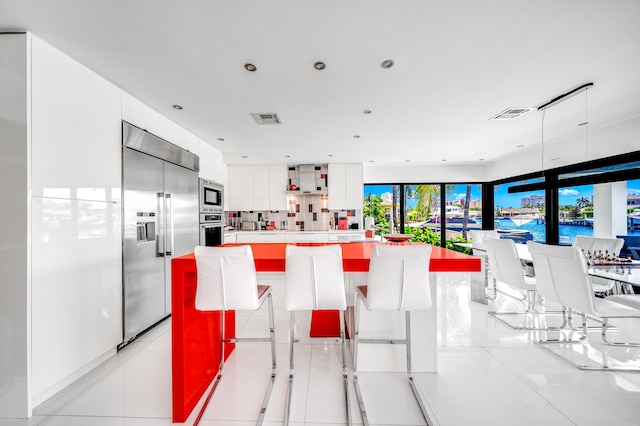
[256,293,277,425]
[284,311,295,426]
[405,311,433,426]
[193,311,226,426]
[339,310,352,426]
[352,293,369,426]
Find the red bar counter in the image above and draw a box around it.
[171,242,480,422]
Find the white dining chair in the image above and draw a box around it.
[194,245,276,425]
[484,237,555,329]
[527,242,640,371]
[352,244,434,426]
[572,236,625,294]
[469,229,499,254]
[284,244,351,426]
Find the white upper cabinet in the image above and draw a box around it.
[31,37,122,201]
[253,166,270,210]
[228,165,287,211]
[228,166,254,211]
[328,163,363,210]
[269,165,288,210]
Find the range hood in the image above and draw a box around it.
[299,164,316,192]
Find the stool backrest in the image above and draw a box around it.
[285,244,346,311]
[484,237,526,290]
[527,242,595,314]
[194,245,259,311]
[572,236,624,256]
[366,244,432,311]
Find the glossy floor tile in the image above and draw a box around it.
[5,272,640,425]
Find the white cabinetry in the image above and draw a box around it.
[228,165,287,211]
[253,166,270,210]
[224,233,237,244]
[328,163,363,210]
[228,166,254,211]
[285,233,329,242]
[236,232,283,243]
[269,166,288,210]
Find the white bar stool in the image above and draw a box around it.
[284,244,351,426]
[194,245,276,425]
[353,244,434,426]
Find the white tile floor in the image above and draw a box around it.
[5,273,640,426]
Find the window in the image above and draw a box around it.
[494,177,546,243]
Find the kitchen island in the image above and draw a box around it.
[171,241,480,422]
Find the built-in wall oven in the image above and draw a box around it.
[200,213,223,247]
[199,178,224,247]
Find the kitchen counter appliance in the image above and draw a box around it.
[198,178,224,247]
[122,121,199,346]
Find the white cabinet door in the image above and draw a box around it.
[223,233,237,244]
[31,36,122,201]
[345,163,363,210]
[285,233,329,242]
[237,232,284,243]
[328,163,362,210]
[228,166,253,211]
[253,166,270,210]
[269,165,288,210]
[328,164,346,210]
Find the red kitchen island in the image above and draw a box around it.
[171,242,480,423]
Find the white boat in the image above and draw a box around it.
[508,214,538,226]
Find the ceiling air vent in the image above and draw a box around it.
[251,113,282,125]
[489,107,533,120]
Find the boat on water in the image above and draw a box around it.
[507,214,539,226]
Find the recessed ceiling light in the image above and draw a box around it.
[441,159,447,162]
[550,157,560,161]
[577,121,589,126]
[369,160,374,163]
[516,144,524,148]
[328,154,334,157]
[172,104,183,110]
[241,155,248,158]
[244,63,257,72]
[363,109,372,114]
[405,160,410,162]
[479,158,485,161]
[313,61,326,70]
[380,59,394,69]
[284,155,290,158]
[353,135,360,139]
[217,138,225,142]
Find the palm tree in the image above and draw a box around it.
[413,185,440,220]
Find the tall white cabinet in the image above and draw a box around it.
[0,33,228,418]
[328,163,364,210]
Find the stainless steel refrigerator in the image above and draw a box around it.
[122,122,199,345]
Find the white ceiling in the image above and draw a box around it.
[2,0,639,169]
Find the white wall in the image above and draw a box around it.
[364,162,488,184]
[0,33,30,418]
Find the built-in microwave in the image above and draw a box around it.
[199,178,224,213]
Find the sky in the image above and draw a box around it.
[364,179,640,210]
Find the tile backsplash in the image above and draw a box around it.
[226,194,361,231]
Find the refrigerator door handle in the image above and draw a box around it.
[157,192,165,257]
[165,193,173,256]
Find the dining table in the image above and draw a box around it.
[169,241,481,423]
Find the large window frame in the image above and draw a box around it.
[487,150,640,245]
[364,151,640,247]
